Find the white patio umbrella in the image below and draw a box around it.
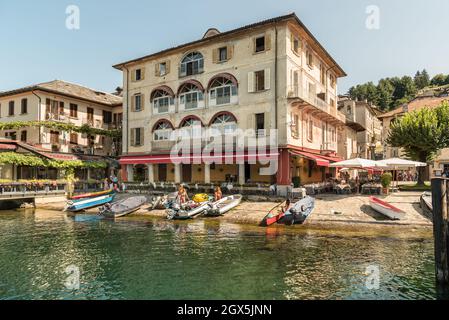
[329,158,382,168]
[330,158,387,193]
[376,158,427,187]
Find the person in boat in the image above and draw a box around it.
[177,185,189,204]
[280,199,291,213]
[214,186,223,201]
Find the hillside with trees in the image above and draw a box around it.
[347,70,449,111]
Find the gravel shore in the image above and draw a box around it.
[36,191,433,239]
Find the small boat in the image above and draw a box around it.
[66,194,116,212]
[261,201,288,226]
[166,201,211,220]
[69,189,114,200]
[420,192,433,221]
[100,196,147,218]
[369,196,405,220]
[204,195,243,217]
[280,196,315,225]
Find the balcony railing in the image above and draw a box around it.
[46,112,70,122]
[288,86,346,124]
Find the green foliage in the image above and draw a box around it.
[414,70,430,89]
[0,152,108,170]
[347,71,443,111]
[0,121,121,138]
[430,74,449,87]
[387,103,449,162]
[381,173,393,188]
[292,176,301,188]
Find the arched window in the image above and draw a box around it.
[208,75,238,106]
[151,88,174,114]
[180,116,203,138]
[211,113,237,135]
[180,52,204,77]
[153,120,174,141]
[178,82,204,111]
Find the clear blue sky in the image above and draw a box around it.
[1,0,448,94]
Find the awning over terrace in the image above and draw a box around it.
[120,150,280,165]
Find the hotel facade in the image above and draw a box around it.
[0,80,123,181]
[115,13,347,192]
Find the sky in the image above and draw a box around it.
[0,0,448,94]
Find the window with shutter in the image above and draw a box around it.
[264,69,271,90]
[255,70,265,92]
[248,72,255,93]
[21,99,28,114]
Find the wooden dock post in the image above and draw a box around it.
[431,178,449,287]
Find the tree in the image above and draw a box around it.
[377,79,395,110]
[387,103,449,185]
[414,69,430,89]
[431,74,447,86]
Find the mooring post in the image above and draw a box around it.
[431,178,449,286]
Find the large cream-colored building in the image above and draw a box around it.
[0,80,123,180]
[115,13,346,190]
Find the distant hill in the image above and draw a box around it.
[347,70,449,111]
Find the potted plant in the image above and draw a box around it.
[292,176,301,188]
[381,173,392,195]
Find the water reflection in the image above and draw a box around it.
[0,209,441,300]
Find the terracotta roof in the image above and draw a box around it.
[113,13,346,77]
[0,80,122,107]
[378,96,449,118]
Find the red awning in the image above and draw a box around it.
[120,150,280,165]
[316,154,343,162]
[290,150,330,167]
[0,144,17,151]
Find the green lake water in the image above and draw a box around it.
[0,209,442,300]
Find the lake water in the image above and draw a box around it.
[0,209,441,300]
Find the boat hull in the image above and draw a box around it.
[204,195,243,217]
[420,192,433,221]
[369,196,405,220]
[101,196,147,218]
[280,196,315,225]
[166,201,210,220]
[70,189,114,200]
[67,194,116,212]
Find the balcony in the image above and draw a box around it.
[45,112,70,122]
[82,118,103,129]
[288,86,345,127]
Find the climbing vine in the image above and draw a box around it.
[0,121,121,138]
[0,152,108,170]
